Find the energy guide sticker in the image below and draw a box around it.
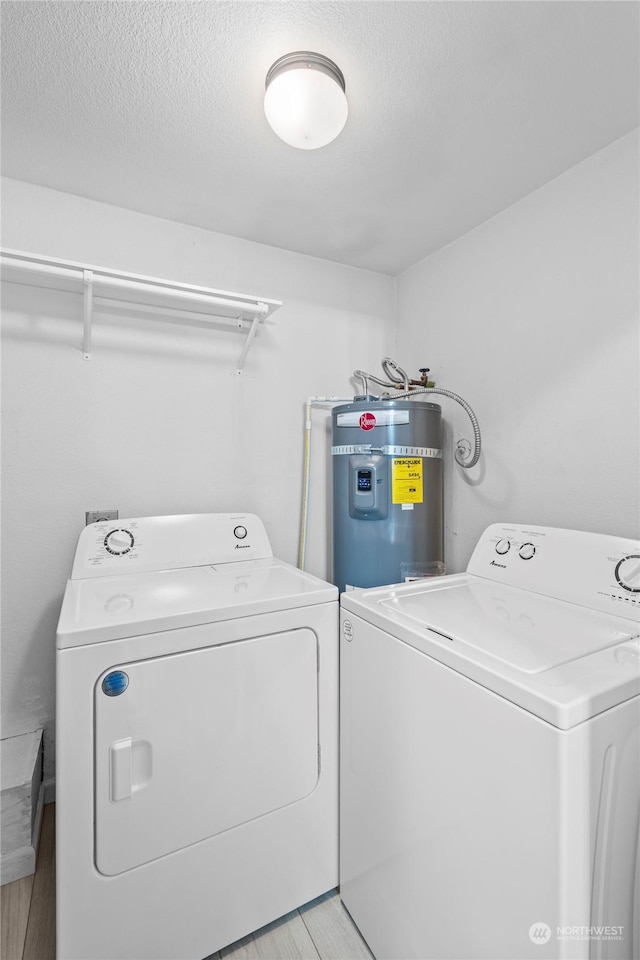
[392,458,423,504]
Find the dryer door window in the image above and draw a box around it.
[94,628,319,876]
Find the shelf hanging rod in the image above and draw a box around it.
[90,274,268,316]
[95,297,246,328]
[5,259,80,281]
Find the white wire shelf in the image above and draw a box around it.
[0,248,282,371]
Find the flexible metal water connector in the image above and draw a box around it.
[354,358,410,396]
[380,357,410,392]
[386,386,481,468]
[353,369,407,396]
[353,370,373,396]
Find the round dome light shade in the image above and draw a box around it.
[264,53,348,150]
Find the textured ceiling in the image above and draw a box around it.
[1,1,638,275]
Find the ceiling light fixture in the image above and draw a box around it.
[264,52,348,150]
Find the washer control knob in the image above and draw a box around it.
[104,528,135,556]
[495,539,511,555]
[233,525,248,540]
[615,555,640,593]
[519,542,536,560]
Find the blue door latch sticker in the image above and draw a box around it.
[102,671,129,696]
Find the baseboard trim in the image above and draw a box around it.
[43,777,56,805]
[0,782,45,885]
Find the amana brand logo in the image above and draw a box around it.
[359,412,376,431]
[490,560,507,568]
[234,543,251,549]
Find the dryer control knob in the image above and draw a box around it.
[104,528,135,556]
[233,525,248,540]
[615,555,640,593]
[495,539,511,555]
[519,543,536,560]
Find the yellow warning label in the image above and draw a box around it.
[391,458,423,504]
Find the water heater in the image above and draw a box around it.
[332,399,443,592]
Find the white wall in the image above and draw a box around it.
[0,178,395,778]
[396,129,640,573]
[4,129,639,782]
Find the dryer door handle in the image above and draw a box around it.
[109,738,153,802]
[110,738,132,802]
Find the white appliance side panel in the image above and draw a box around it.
[576,697,640,960]
[95,628,318,876]
[340,613,640,960]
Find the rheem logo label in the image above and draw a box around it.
[359,412,376,431]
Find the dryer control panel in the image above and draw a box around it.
[468,523,640,620]
[71,513,273,579]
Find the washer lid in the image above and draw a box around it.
[57,558,337,648]
[380,579,634,674]
[341,574,640,728]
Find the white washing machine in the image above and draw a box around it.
[340,523,640,960]
[56,513,338,960]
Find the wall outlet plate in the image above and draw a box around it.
[85,509,119,526]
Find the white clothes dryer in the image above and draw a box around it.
[56,513,338,960]
[340,523,640,960]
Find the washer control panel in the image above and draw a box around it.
[615,555,640,593]
[71,513,273,579]
[104,528,135,556]
[469,523,640,620]
[493,537,537,561]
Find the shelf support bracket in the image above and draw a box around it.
[235,302,268,374]
[83,270,94,360]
